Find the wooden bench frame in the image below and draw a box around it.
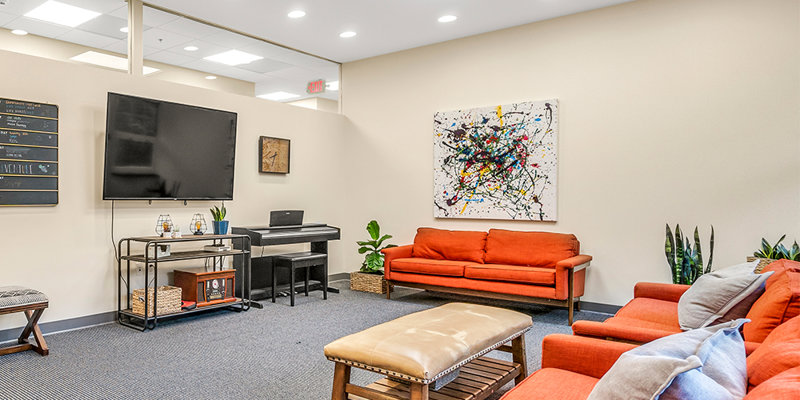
[331,333,528,400]
[0,301,49,356]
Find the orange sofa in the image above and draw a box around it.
[382,228,592,324]
[500,317,800,399]
[571,259,800,353]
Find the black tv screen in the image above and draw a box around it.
[103,93,237,200]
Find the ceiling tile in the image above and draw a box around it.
[165,39,226,58]
[145,50,195,66]
[180,59,227,74]
[0,11,16,26]
[202,29,264,49]
[215,68,266,83]
[108,5,180,27]
[142,27,192,50]
[0,1,43,16]
[265,66,321,82]
[4,17,71,38]
[60,0,127,14]
[57,29,118,48]
[76,14,128,40]
[237,58,293,74]
[102,39,127,55]
[158,17,220,39]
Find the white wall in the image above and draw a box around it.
[0,49,349,330]
[340,0,800,305]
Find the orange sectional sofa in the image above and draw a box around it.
[382,228,592,324]
[571,259,800,353]
[500,316,800,400]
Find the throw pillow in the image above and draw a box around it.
[678,261,771,330]
[586,319,748,400]
[743,366,800,399]
[743,269,800,342]
[746,339,800,387]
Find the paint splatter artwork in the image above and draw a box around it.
[433,100,558,221]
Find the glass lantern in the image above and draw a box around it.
[155,214,173,236]
[190,213,207,235]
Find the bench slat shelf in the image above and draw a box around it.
[119,297,246,320]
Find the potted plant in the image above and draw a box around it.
[665,224,714,285]
[210,204,228,235]
[350,220,396,294]
[749,235,800,272]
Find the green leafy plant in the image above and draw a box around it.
[210,204,227,222]
[754,235,800,261]
[356,220,397,275]
[665,224,714,285]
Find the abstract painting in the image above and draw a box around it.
[259,136,290,174]
[433,100,558,221]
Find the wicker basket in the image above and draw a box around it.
[132,285,182,317]
[747,257,777,273]
[350,272,390,294]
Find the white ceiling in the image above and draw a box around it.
[147,0,636,63]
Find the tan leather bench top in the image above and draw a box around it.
[324,302,532,383]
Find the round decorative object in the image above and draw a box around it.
[155,214,173,235]
[190,213,208,235]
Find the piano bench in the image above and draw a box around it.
[273,252,328,306]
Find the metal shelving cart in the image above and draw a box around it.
[117,234,251,331]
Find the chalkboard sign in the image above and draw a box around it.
[0,98,58,206]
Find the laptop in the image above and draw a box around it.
[269,210,304,227]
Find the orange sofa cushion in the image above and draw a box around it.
[744,366,800,399]
[499,368,597,400]
[390,258,470,277]
[485,229,579,267]
[464,264,556,286]
[743,269,800,343]
[746,340,800,387]
[614,297,680,329]
[411,228,487,263]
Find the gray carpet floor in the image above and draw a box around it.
[0,281,609,399]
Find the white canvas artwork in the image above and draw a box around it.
[433,99,558,221]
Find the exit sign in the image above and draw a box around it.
[307,79,326,94]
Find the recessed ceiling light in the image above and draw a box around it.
[119,27,128,33]
[184,45,199,51]
[25,0,101,28]
[287,10,306,19]
[11,29,28,36]
[438,15,457,23]
[70,51,159,75]
[339,31,356,38]
[326,81,339,91]
[205,75,217,80]
[204,49,263,66]
[257,91,300,101]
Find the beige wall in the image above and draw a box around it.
[0,49,349,330]
[341,0,800,305]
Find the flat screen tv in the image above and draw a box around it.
[103,93,237,200]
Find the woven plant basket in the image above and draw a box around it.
[132,285,182,317]
[350,272,390,294]
[747,257,777,273]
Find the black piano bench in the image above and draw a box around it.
[273,252,328,306]
[0,286,49,357]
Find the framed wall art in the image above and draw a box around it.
[259,136,290,174]
[433,99,558,221]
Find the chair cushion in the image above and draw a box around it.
[324,302,532,383]
[391,258,470,277]
[744,366,800,399]
[678,261,771,330]
[587,319,748,400]
[0,286,48,308]
[464,264,556,285]
[614,297,680,328]
[484,229,579,267]
[743,269,800,342]
[411,228,487,263]
[500,368,597,400]
[746,339,800,387]
[604,316,683,333]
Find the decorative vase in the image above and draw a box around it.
[350,271,391,294]
[212,220,229,235]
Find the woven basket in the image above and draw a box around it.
[132,286,181,317]
[747,257,777,273]
[350,272,390,294]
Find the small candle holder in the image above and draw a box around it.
[155,214,173,237]
[190,213,207,235]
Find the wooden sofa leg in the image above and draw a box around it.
[568,297,574,326]
[386,282,392,300]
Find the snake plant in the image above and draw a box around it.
[665,224,714,284]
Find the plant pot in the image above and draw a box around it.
[212,220,229,235]
[350,271,391,294]
[747,256,779,273]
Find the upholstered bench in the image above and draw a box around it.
[0,286,49,356]
[324,302,532,400]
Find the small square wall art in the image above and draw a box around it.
[433,99,558,221]
[259,136,290,174]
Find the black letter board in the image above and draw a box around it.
[0,98,58,206]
